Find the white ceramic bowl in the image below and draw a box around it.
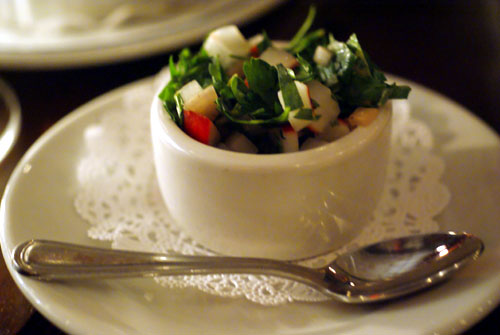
[151,95,392,260]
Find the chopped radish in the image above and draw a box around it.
[183,85,219,121]
[224,132,258,154]
[300,137,329,151]
[313,45,333,66]
[248,34,264,47]
[248,34,264,57]
[318,119,350,141]
[183,110,221,146]
[249,45,259,57]
[259,48,298,68]
[277,81,314,132]
[203,25,249,72]
[306,80,340,134]
[348,107,379,127]
[176,80,202,104]
[278,124,299,153]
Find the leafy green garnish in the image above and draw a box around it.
[276,64,303,110]
[288,29,326,55]
[243,58,278,107]
[287,6,317,53]
[173,94,184,126]
[158,49,213,126]
[294,54,315,82]
[158,4,411,153]
[209,58,233,98]
[256,31,272,54]
[294,108,319,120]
[211,58,288,126]
[327,33,411,112]
[220,105,290,126]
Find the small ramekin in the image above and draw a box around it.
[151,91,392,260]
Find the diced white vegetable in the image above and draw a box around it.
[259,47,298,68]
[248,34,264,48]
[203,25,249,72]
[287,109,313,133]
[348,107,379,127]
[224,132,258,154]
[176,80,202,104]
[294,81,312,109]
[318,120,350,142]
[300,137,329,151]
[277,81,313,132]
[306,80,340,134]
[279,125,299,153]
[183,85,219,121]
[313,45,333,66]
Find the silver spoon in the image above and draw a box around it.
[12,232,483,303]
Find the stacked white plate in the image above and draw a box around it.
[0,0,284,68]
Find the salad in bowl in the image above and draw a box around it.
[151,7,409,259]
[158,7,409,154]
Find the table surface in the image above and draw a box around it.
[1,0,499,334]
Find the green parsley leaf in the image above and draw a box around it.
[158,48,213,126]
[257,31,272,54]
[173,93,184,126]
[294,54,316,82]
[287,6,316,53]
[294,108,319,120]
[243,58,278,107]
[276,64,303,110]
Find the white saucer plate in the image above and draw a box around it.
[0,77,21,163]
[1,77,500,335]
[0,0,283,69]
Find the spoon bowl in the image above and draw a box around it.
[11,232,483,303]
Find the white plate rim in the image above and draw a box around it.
[0,77,22,163]
[1,76,500,335]
[0,0,284,69]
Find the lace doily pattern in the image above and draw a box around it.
[74,83,450,305]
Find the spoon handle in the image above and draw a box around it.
[12,240,325,287]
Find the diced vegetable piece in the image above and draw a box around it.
[300,137,329,151]
[176,80,202,104]
[318,119,350,141]
[277,81,314,132]
[183,85,219,121]
[306,80,340,133]
[248,34,264,47]
[183,110,221,146]
[203,25,249,72]
[295,81,312,108]
[248,34,264,56]
[287,109,312,133]
[348,107,379,127]
[279,124,299,153]
[224,132,258,154]
[313,45,333,66]
[259,48,298,68]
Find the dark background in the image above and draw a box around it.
[1,0,499,333]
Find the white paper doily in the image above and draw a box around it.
[74,82,450,305]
